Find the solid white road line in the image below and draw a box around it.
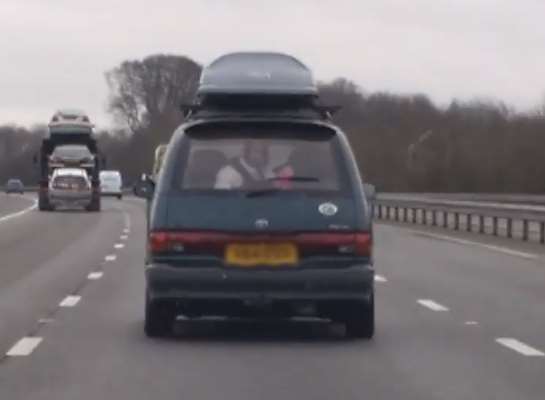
[59,295,81,307]
[114,243,124,249]
[411,230,538,260]
[123,212,132,231]
[88,271,104,280]
[105,255,117,262]
[496,338,545,357]
[6,337,43,356]
[0,199,38,224]
[374,275,387,283]
[417,299,449,312]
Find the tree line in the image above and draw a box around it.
[1,54,544,193]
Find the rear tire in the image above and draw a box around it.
[344,295,375,339]
[145,293,174,338]
[86,195,101,212]
[117,194,123,200]
[38,195,52,211]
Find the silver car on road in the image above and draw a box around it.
[48,168,93,211]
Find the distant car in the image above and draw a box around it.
[48,168,93,211]
[100,170,123,199]
[5,179,24,194]
[48,145,95,169]
[48,109,94,138]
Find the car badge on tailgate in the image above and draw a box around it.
[255,218,269,229]
[319,202,338,216]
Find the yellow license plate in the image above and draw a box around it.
[225,243,298,267]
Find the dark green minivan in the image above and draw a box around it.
[139,53,375,338]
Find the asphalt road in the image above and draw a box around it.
[0,197,544,399]
[0,193,36,220]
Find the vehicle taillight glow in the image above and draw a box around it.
[296,232,372,257]
[354,232,372,257]
[149,231,231,254]
[149,231,372,258]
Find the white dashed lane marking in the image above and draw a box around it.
[465,321,479,326]
[88,271,104,280]
[114,243,125,249]
[123,229,130,234]
[105,255,117,262]
[120,235,128,240]
[496,338,545,357]
[6,337,43,357]
[410,230,538,260]
[0,199,38,224]
[59,295,81,307]
[374,275,387,283]
[417,299,449,312]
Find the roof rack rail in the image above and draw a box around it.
[180,99,341,121]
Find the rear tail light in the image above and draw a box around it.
[149,231,372,258]
[149,231,230,254]
[296,232,372,257]
[354,232,372,257]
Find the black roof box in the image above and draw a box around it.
[198,52,318,97]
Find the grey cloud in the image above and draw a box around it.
[1,0,544,127]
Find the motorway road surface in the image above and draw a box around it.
[0,193,544,399]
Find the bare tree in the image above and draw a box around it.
[105,54,201,135]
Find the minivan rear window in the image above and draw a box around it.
[174,125,349,194]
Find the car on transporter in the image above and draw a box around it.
[48,168,93,210]
[135,52,375,339]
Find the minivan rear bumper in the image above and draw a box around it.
[146,264,374,302]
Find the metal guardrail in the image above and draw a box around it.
[375,196,545,244]
[378,193,545,206]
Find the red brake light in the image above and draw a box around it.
[149,231,169,253]
[148,231,372,258]
[296,232,372,257]
[149,231,230,254]
[355,232,372,257]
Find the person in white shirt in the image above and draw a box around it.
[215,140,269,189]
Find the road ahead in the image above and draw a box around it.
[0,194,544,399]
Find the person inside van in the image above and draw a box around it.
[215,140,270,189]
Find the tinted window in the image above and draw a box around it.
[52,145,92,158]
[53,175,88,189]
[176,126,347,193]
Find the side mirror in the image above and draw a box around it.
[363,183,376,202]
[363,183,377,218]
[134,175,155,200]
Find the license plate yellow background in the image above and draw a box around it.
[225,243,298,267]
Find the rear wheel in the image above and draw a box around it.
[145,293,175,338]
[344,295,374,339]
[38,194,53,211]
[86,195,101,212]
[117,194,123,200]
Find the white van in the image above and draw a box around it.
[100,170,123,199]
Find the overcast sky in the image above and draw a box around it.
[1,0,544,128]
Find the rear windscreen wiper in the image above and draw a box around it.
[244,188,283,198]
[266,176,320,182]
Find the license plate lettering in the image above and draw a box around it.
[226,243,298,267]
